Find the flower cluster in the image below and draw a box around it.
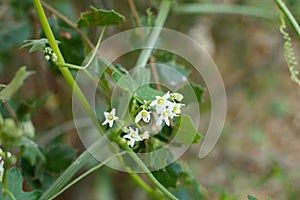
[44,47,58,63]
[102,91,184,147]
[0,148,12,182]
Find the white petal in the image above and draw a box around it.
[108,120,114,127]
[102,119,108,126]
[150,100,157,107]
[135,113,142,123]
[111,108,116,115]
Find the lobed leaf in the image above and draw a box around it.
[77,6,125,28]
[0,167,41,200]
[0,67,34,103]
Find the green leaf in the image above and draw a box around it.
[172,115,202,145]
[44,144,76,173]
[0,167,41,200]
[111,72,136,93]
[77,6,125,28]
[17,93,52,120]
[247,195,258,200]
[166,162,183,179]
[178,83,205,104]
[0,67,34,103]
[134,85,163,101]
[21,39,60,53]
[152,168,177,188]
[20,138,45,166]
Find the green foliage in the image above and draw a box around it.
[178,83,205,104]
[21,39,60,53]
[77,6,125,28]
[44,144,76,173]
[172,115,202,145]
[0,67,34,103]
[247,195,258,200]
[0,167,41,200]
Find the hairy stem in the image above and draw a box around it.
[274,0,300,37]
[32,0,102,133]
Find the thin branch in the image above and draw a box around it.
[128,0,143,28]
[3,102,19,125]
[274,0,300,37]
[41,0,94,49]
[128,0,164,91]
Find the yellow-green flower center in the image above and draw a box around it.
[141,111,148,117]
[158,98,164,104]
[108,115,114,120]
[163,111,169,117]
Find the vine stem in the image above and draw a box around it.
[135,0,172,68]
[274,0,300,37]
[32,0,102,133]
[33,0,177,199]
[48,152,126,200]
[120,144,178,200]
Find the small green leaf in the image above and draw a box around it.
[20,138,45,166]
[17,93,52,120]
[166,162,183,179]
[152,169,177,188]
[247,195,258,200]
[21,39,60,53]
[134,85,163,101]
[0,67,34,103]
[44,144,76,173]
[178,83,205,104]
[77,6,125,28]
[0,167,41,200]
[111,72,136,93]
[172,115,202,145]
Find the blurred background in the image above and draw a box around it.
[1,0,300,199]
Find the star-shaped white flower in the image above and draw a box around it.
[135,109,151,123]
[170,92,184,102]
[150,91,172,113]
[123,127,143,147]
[156,106,178,126]
[169,102,185,115]
[102,108,119,128]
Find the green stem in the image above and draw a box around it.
[126,167,163,199]
[5,191,16,200]
[39,140,106,200]
[121,144,178,200]
[32,0,102,132]
[48,152,126,200]
[274,0,300,37]
[135,0,172,68]
[173,3,277,20]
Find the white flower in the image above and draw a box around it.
[123,127,143,147]
[102,108,119,128]
[141,131,150,140]
[135,109,151,123]
[150,91,172,113]
[0,160,4,182]
[156,107,178,126]
[170,92,184,102]
[169,102,185,115]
